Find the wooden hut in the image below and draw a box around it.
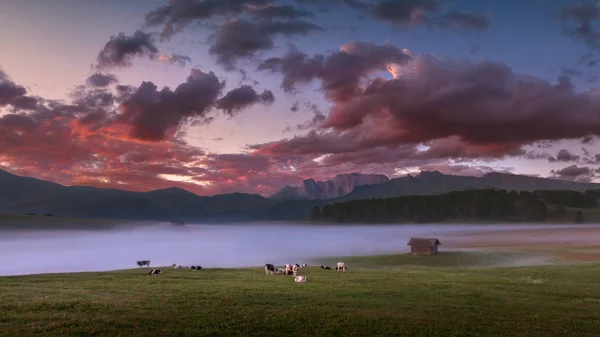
[407,237,441,255]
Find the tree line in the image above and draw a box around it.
[310,189,597,223]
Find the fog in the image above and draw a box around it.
[1,222,598,276]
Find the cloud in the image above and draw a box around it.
[414,163,514,177]
[96,30,158,68]
[216,85,275,115]
[117,69,225,141]
[434,12,491,31]
[302,0,490,32]
[209,18,322,69]
[246,4,315,19]
[86,73,119,88]
[370,0,439,25]
[252,42,600,173]
[259,41,411,102]
[550,165,595,182]
[157,54,192,67]
[548,149,580,163]
[560,2,600,48]
[0,68,27,106]
[144,0,270,39]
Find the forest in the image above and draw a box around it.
[310,189,598,223]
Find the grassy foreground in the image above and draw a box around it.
[1,258,600,336]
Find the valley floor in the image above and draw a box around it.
[1,259,600,336]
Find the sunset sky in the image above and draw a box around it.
[2,0,600,196]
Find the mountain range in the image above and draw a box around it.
[1,168,600,222]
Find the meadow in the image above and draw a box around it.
[1,253,600,336]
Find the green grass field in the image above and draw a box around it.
[1,254,599,336]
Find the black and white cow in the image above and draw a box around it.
[191,266,203,271]
[320,265,332,270]
[148,269,162,275]
[264,264,276,275]
[137,260,150,268]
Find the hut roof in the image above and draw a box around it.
[407,237,441,247]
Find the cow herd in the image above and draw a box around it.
[138,260,349,282]
[264,262,348,283]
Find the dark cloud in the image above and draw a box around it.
[371,0,439,25]
[96,30,158,68]
[548,149,580,162]
[216,85,275,115]
[144,0,269,39]
[293,103,326,131]
[301,0,490,32]
[86,73,119,88]
[582,147,590,157]
[259,41,411,102]
[550,165,594,182]
[157,54,192,67]
[209,18,322,69]
[8,96,38,111]
[560,2,600,48]
[246,4,315,19]
[0,68,27,106]
[118,69,225,141]
[434,12,491,31]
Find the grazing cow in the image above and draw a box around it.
[320,265,331,270]
[284,264,299,276]
[294,275,307,283]
[149,269,162,275]
[137,260,150,268]
[264,264,276,275]
[336,262,348,272]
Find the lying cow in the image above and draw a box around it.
[320,265,331,270]
[149,269,162,275]
[264,264,276,275]
[301,263,308,268]
[294,275,307,283]
[336,262,348,272]
[191,266,203,271]
[137,260,150,268]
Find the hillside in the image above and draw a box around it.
[0,169,275,221]
[2,168,600,222]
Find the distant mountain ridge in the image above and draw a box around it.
[270,173,389,200]
[1,168,600,222]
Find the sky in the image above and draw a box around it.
[2,0,600,196]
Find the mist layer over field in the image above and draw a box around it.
[1,223,598,276]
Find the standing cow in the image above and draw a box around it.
[264,264,276,275]
[137,260,150,268]
[336,262,348,272]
